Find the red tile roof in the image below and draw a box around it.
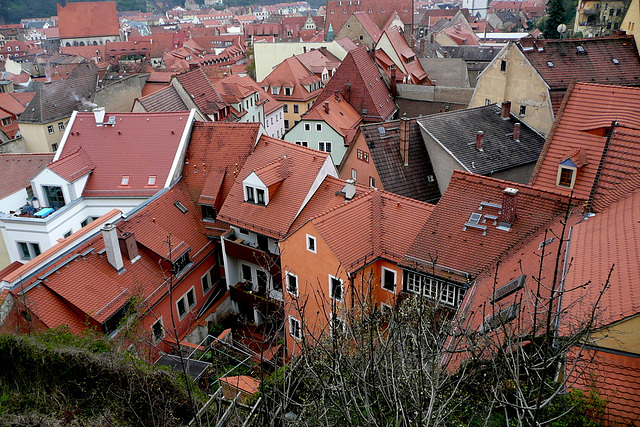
[56,111,193,197]
[175,68,226,115]
[310,189,435,272]
[403,170,572,283]
[0,92,31,117]
[314,46,396,122]
[519,36,640,91]
[47,147,95,183]
[217,136,333,239]
[302,92,362,143]
[569,347,640,426]
[530,82,640,206]
[353,11,383,42]
[380,27,430,84]
[181,122,261,235]
[57,1,120,39]
[0,153,54,200]
[295,48,342,76]
[325,0,412,36]
[259,56,322,102]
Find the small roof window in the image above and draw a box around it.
[147,175,157,186]
[612,58,620,65]
[120,175,130,186]
[174,201,188,213]
[547,61,553,67]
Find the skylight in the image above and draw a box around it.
[468,212,482,225]
[147,175,157,186]
[120,176,130,186]
[174,201,188,213]
[547,61,553,67]
[612,58,620,65]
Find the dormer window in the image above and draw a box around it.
[245,185,255,202]
[557,166,576,188]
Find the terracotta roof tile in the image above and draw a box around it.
[0,153,54,199]
[137,85,189,112]
[57,1,119,39]
[361,118,441,203]
[217,136,332,239]
[325,0,412,35]
[381,27,429,84]
[530,83,640,205]
[0,92,31,116]
[403,171,572,283]
[314,46,396,122]
[353,11,383,42]
[259,56,322,102]
[302,92,362,141]
[58,111,193,197]
[295,48,342,76]
[312,189,435,272]
[520,36,640,90]
[175,68,225,115]
[47,147,95,182]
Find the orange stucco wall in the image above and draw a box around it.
[339,131,382,188]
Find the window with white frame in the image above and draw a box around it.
[293,104,299,114]
[58,122,65,131]
[295,140,308,147]
[286,272,298,296]
[202,269,213,295]
[151,318,164,342]
[318,141,332,152]
[380,302,393,315]
[241,263,253,284]
[316,123,322,131]
[404,271,464,307]
[351,168,357,180]
[18,242,41,260]
[382,267,397,292]
[245,185,255,202]
[289,316,302,339]
[176,287,196,319]
[47,125,54,134]
[306,234,316,253]
[304,123,310,131]
[329,275,343,301]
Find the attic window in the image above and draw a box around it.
[547,61,553,67]
[120,176,130,186]
[576,45,585,54]
[612,58,620,64]
[147,175,157,186]
[481,303,520,332]
[174,201,188,213]
[492,275,525,303]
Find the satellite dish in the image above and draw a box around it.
[557,23,567,34]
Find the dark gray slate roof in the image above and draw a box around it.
[363,119,441,203]
[17,73,98,124]
[441,45,500,62]
[417,104,545,175]
[138,85,189,112]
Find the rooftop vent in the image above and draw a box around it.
[612,58,620,64]
[576,45,586,54]
[547,61,553,67]
[378,126,386,136]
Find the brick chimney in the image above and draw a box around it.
[118,231,139,261]
[513,122,521,142]
[324,101,330,114]
[476,131,484,151]
[390,66,397,97]
[498,188,518,229]
[344,83,351,103]
[400,117,410,166]
[501,101,511,119]
[102,223,124,272]
[420,38,426,56]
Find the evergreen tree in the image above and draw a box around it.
[544,0,567,38]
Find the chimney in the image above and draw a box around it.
[93,107,106,126]
[189,62,199,70]
[513,122,521,142]
[102,223,124,271]
[343,179,356,200]
[476,131,484,151]
[400,117,410,166]
[420,38,425,56]
[430,32,434,44]
[118,231,139,261]
[498,188,518,229]
[324,101,330,114]
[500,101,511,119]
[344,83,351,103]
[390,66,397,97]
[303,46,307,53]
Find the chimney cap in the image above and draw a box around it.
[504,187,518,196]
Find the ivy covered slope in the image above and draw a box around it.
[0,328,198,426]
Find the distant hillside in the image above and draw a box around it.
[1,0,154,24]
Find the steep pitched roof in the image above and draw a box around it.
[295,48,342,76]
[403,171,571,283]
[353,11,383,42]
[311,189,435,273]
[259,56,322,102]
[0,153,54,199]
[17,73,98,124]
[174,68,225,115]
[314,46,396,122]
[47,147,95,182]
[217,137,332,239]
[360,118,441,203]
[136,85,189,112]
[519,36,640,91]
[530,83,640,206]
[324,0,412,35]
[54,111,193,198]
[0,92,32,117]
[417,104,545,175]
[379,27,429,84]
[57,1,119,39]
[302,92,362,142]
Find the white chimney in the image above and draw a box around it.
[93,107,106,126]
[343,178,356,200]
[102,223,124,271]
